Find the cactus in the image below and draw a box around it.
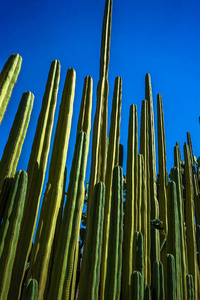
[131,271,144,300]
[0,91,34,194]
[104,166,123,300]
[152,261,165,300]
[166,254,176,300]
[167,180,183,299]
[21,279,38,300]
[0,53,22,124]
[122,104,138,300]
[187,275,195,300]
[8,59,60,300]
[140,99,151,284]
[100,77,122,299]
[144,285,152,300]
[27,68,76,300]
[133,231,144,275]
[78,182,105,300]
[0,170,28,300]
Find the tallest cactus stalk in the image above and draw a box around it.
[27,68,75,300]
[87,0,112,226]
[0,54,22,124]
[145,74,160,267]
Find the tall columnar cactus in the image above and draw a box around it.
[187,275,195,300]
[0,91,34,195]
[133,231,144,275]
[145,74,160,266]
[167,180,183,299]
[0,53,22,124]
[87,0,112,221]
[157,94,168,241]
[100,77,122,299]
[170,167,188,299]
[184,143,199,299]
[78,182,105,300]
[21,279,38,300]
[122,104,138,300]
[8,60,60,299]
[0,170,28,300]
[104,166,123,300]
[131,271,144,300]
[152,261,165,300]
[27,68,76,300]
[140,99,151,284]
[48,131,87,300]
[166,254,176,300]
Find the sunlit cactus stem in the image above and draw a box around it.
[0,53,22,124]
[0,91,34,196]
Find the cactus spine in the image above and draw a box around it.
[0,53,22,124]
[0,170,28,300]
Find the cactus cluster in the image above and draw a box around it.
[0,0,200,299]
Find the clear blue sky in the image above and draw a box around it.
[1,0,200,185]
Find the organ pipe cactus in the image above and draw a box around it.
[104,166,123,300]
[145,73,160,265]
[0,53,22,124]
[0,91,34,194]
[8,59,60,300]
[166,254,176,300]
[47,132,87,300]
[184,143,199,299]
[167,180,183,299]
[152,261,165,300]
[144,285,152,300]
[122,104,138,300]
[131,271,144,300]
[187,275,195,300]
[21,279,38,300]
[100,77,122,299]
[133,231,144,275]
[27,68,76,300]
[0,170,28,300]
[78,182,105,300]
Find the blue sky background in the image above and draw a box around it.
[1,0,200,194]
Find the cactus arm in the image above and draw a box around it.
[0,54,22,124]
[166,254,176,300]
[21,279,38,300]
[152,261,165,300]
[131,271,144,300]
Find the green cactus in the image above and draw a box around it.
[184,143,199,299]
[140,99,151,284]
[21,279,38,300]
[144,285,152,300]
[27,68,76,300]
[187,275,195,300]
[8,59,60,300]
[145,74,160,267]
[0,54,22,124]
[170,167,188,299]
[78,182,105,300]
[167,180,183,299]
[166,254,176,300]
[122,104,138,300]
[100,76,122,299]
[0,170,28,300]
[104,166,123,300]
[152,261,165,300]
[131,271,144,300]
[0,91,34,195]
[133,231,144,275]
